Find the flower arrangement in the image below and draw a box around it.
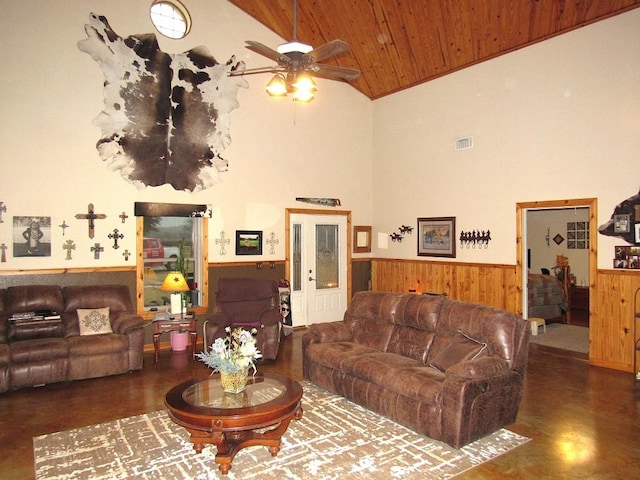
[196,327,262,375]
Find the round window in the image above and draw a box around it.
[150,0,191,39]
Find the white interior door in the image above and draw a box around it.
[289,213,348,327]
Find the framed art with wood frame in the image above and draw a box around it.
[235,230,263,255]
[417,217,456,258]
[353,225,372,253]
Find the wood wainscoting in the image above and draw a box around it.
[372,258,640,373]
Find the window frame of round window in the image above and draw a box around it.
[150,0,192,39]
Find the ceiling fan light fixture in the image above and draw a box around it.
[265,74,288,96]
[277,40,313,54]
[292,73,317,102]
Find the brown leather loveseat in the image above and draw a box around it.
[303,291,530,448]
[0,284,145,392]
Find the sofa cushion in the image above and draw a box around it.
[386,325,435,363]
[429,331,487,373]
[6,285,64,315]
[305,342,380,371]
[9,318,64,341]
[63,285,132,314]
[67,333,128,356]
[77,308,113,336]
[10,338,68,363]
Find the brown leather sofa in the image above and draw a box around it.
[203,278,282,360]
[0,284,145,392]
[303,291,530,448]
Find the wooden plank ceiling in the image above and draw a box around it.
[228,0,640,100]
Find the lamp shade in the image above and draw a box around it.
[160,272,190,292]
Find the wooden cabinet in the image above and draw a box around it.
[570,285,589,311]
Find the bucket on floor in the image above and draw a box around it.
[170,331,189,351]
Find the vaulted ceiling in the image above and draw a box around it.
[228,0,640,99]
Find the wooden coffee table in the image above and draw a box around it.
[165,373,303,475]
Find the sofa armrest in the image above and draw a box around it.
[444,357,510,380]
[304,321,352,345]
[111,313,145,335]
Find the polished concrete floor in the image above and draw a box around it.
[1,329,638,479]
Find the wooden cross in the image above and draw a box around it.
[215,231,230,255]
[0,202,6,223]
[108,228,124,249]
[0,243,7,262]
[267,231,279,255]
[119,211,128,223]
[62,239,75,260]
[59,220,69,236]
[91,242,104,260]
[122,249,131,261]
[75,203,106,239]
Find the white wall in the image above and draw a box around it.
[0,0,373,270]
[371,9,640,270]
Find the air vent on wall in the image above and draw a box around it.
[455,136,474,151]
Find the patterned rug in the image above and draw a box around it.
[34,381,529,479]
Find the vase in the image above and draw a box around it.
[220,369,249,394]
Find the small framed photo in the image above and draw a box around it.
[614,214,631,233]
[417,217,456,258]
[235,230,262,255]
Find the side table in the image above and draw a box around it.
[153,314,197,366]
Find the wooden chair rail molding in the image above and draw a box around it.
[371,258,640,373]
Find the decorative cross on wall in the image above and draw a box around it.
[122,249,130,261]
[59,220,69,236]
[0,243,7,262]
[0,202,6,223]
[215,231,230,255]
[119,211,128,223]
[108,228,124,249]
[75,203,106,239]
[91,242,104,260]
[266,232,279,255]
[62,239,76,260]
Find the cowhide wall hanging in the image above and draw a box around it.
[78,13,248,192]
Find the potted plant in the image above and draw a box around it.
[196,327,262,393]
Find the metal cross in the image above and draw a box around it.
[122,249,131,261]
[267,232,279,255]
[0,202,6,223]
[62,239,76,260]
[108,228,124,249]
[0,243,7,262]
[119,211,128,223]
[91,242,104,260]
[59,220,69,236]
[215,231,230,255]
[75,203,107,239]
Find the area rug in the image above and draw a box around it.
[529,323,589,353]
[34,381,529,480]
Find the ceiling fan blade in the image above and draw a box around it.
[245,41,289,63]
[228,65,286,77]
[309,63,361,81]
[304,40,350,63]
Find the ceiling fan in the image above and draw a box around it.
[229,0,360,101]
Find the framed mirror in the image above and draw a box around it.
[135,202,209,317]
[353,225,372,253]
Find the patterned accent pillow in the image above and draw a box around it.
[77,307,112,336]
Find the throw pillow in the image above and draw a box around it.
[77,307,112,336]
[429,330,487,373]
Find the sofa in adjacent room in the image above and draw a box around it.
[0,284,145,392]
[303,291,530,448]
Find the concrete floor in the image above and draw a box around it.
[0,329,638,479]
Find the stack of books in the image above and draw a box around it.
[9,311,61,325]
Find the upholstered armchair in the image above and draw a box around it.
[203,278,282,360]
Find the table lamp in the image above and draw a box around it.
[160,271,190,315]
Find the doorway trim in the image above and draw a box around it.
[285,208,353,305]
[516,198,597,322]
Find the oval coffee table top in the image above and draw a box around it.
[165,373,302,431]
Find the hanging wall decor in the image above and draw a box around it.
[78,14,248,192]
[266,232,279,255]
[459,230,491,248]
[599,188,640,245]
[13,216,51,257]
[390,225,413,243]
[62,240,76,261]
[417,217,456,258]
[0,202,6,223]
[75,203,106,239]
[216,231,231,256]
[296,197,341,207]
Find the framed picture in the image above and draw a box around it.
[13,216,52,257]
[417,217,456,258]
[614,214,631,233]
[635,223,640,244]
[235,230,262,255]
[353,225,372,253]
